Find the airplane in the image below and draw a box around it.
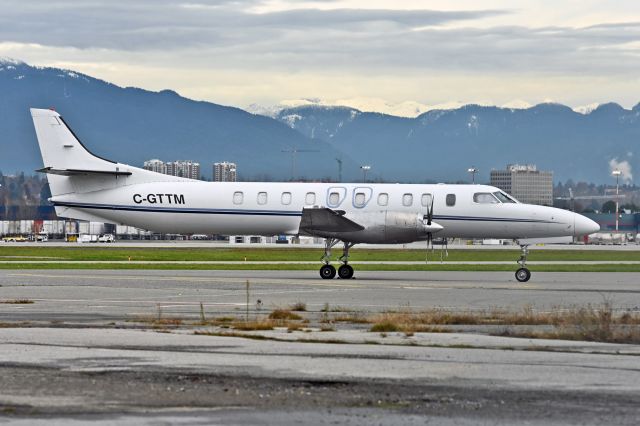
[30,108,600,282]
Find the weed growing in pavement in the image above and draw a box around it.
[0,299,34,304]
[232,319,275,331]
[268,309,302,321]
[498,302,640,344]
[290,301,307,311]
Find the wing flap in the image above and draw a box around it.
[299,207,365,233]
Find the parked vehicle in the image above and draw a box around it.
[78,234,98,243]
[2,236,28,242]
[98,234,115,243]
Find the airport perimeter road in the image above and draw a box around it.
[1,270,640,322]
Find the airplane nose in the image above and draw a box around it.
[574,214,600,236]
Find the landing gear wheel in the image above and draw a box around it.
[338,264,354,279]
[320,264,337,279]
[515,267,531,283]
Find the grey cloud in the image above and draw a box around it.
[0,1,502,50]
[0,1,639,77]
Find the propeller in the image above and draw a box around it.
[425,195,435,250]
[423,195,444,262]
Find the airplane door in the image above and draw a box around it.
[326,187,347,208]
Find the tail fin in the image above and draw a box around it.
[30,108,187,197]
[31,108,121,172]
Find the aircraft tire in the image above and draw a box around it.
[515,267,531,282]
[320,264,337,279]
[338,264,354,279]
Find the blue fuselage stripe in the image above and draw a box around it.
[53,201,559,224]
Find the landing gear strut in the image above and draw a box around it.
[319,239,355,279]
[515,244,531,282]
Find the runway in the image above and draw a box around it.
[1,270,639,424]
[1,269,639,323]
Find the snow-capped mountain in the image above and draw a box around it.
[2,58,639,183]
[272,102,640,183]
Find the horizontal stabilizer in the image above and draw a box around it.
[299,207,365,233]
[36,167,132,177]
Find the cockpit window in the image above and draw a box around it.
[493,191,517,203]
[473,193,499,204]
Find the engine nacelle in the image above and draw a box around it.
[314,211,442,244]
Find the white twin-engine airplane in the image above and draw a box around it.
[31,108,599,282]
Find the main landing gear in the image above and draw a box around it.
[319,238,355,279]
[515,244,531,282]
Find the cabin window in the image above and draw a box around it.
[233,191,244,205]
[354,192,366,207]
[377,193,389,206]
[473,193,499,204]
[281,192,292,205]
[305,192,316,205]
[493,191,516,203]
[446,194,456,206]
[329,192,340,206]
[402,193,413,207]
[257,192,268,205]
[421,193,433,207]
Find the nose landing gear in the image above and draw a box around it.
[319,239,355,279]
[515,244,531,282]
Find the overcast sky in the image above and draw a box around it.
[1,0,640,113]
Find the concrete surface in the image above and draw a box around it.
[1,270,639,322]
[1,270,639,424]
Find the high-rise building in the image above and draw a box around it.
[143,159,201,180]
[490,164,553,206]
[167,160,200,180]
[214,161,237,182]
[143,159,166,174]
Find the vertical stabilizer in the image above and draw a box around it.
[31,108,119,172]
[30,108,189,197]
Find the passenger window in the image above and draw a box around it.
[354,192,366,207]
[233,191,244,205]
[305,192,316,205]
[473,193,498,204]
[421,193,433,207]
[329,192,340,206]
[446,194,456,206]
[257,192,268,205]
[281,192,292,205]
[402,193,413,207]
[377,193,389,206]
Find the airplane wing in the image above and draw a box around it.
[299,207,365,234]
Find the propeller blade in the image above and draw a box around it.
[427,196,434,225]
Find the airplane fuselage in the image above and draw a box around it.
[51,181,591,241]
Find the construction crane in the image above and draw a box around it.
[335,157,343,182]
[281,147,319,181]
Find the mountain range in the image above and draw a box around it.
[272,102,640,183]
[0,59,351,181]
[1,58,638,183]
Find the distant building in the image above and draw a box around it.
[143,159,166,174]
[214,161,237,182]
[167,160,200,180]
[143,159,201,180]
[490,164,553,206]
